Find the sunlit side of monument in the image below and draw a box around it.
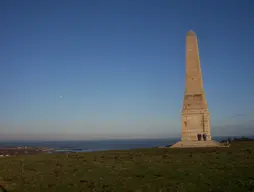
[171,30,222,148]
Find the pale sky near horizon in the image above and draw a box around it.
[0,0,254,140]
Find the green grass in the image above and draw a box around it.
[0,141,254,192]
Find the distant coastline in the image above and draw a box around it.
[0,136,253,157]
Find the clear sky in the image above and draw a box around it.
[0,0,254,140]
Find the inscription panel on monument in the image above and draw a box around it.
[184,94,202,100]
[185,114,203,132]
[183,94,204,110]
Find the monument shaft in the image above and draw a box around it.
[181,30,211,141]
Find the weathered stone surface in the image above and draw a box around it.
[171,30,221,148]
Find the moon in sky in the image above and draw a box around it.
[59,96,63,99]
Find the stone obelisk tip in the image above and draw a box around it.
[187,30,196,36]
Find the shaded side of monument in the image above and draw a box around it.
[170,30,222,148]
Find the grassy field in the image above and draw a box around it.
[0,141,253,192]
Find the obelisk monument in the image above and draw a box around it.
[171,30,221,148]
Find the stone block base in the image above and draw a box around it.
[170,140,226,148]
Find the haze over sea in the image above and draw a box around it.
[1,136,252,152]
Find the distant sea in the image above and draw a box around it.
[0,136,249,153]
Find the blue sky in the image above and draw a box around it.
[0,0,253,140]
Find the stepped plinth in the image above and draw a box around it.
[170,140,224,148]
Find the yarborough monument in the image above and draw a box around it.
[171,30,221,148]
